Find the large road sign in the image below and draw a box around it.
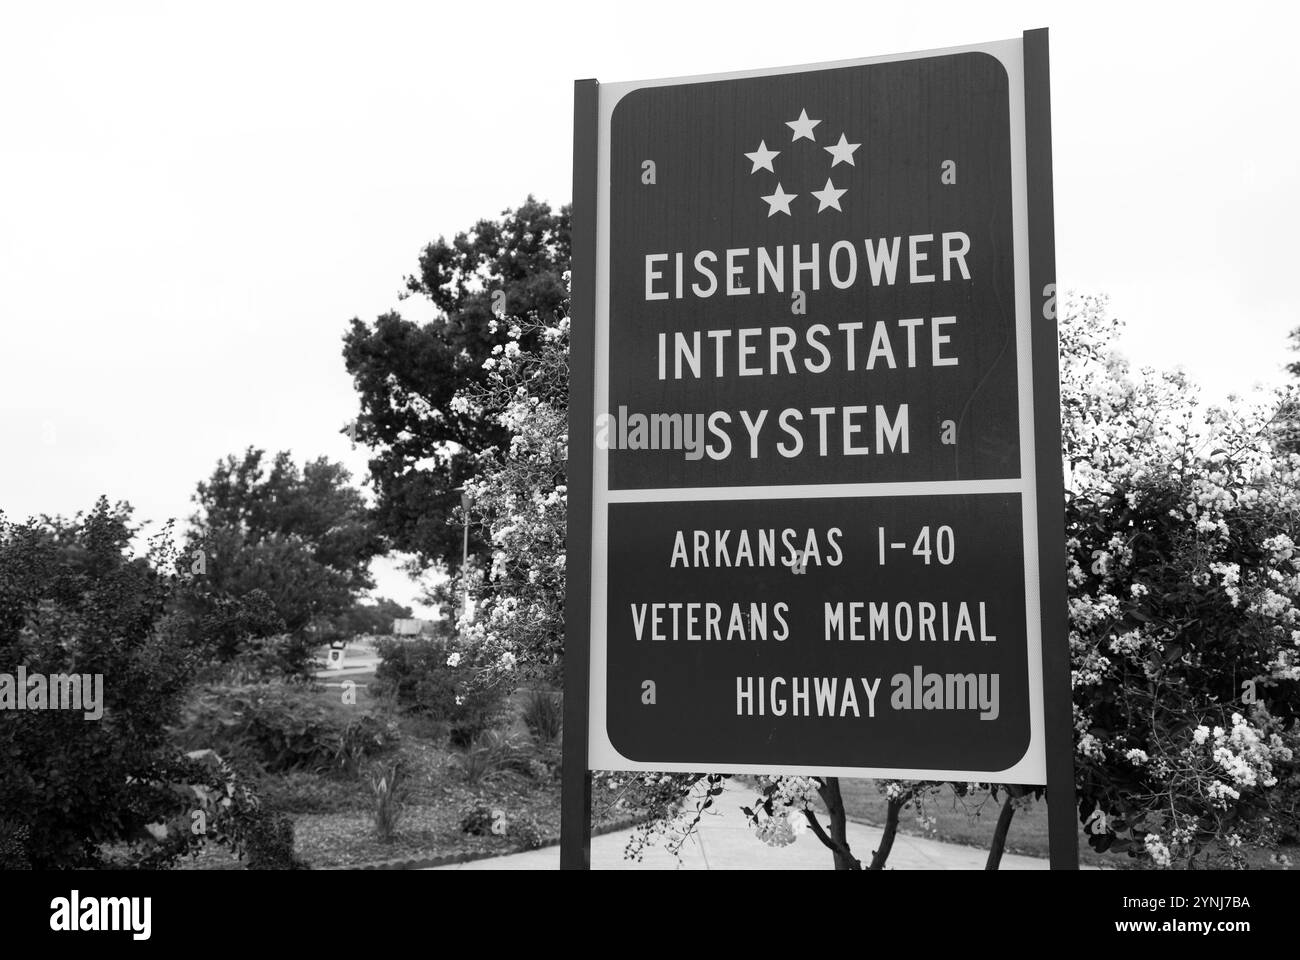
[563,31,1074,866]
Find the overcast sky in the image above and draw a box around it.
[1,2,1296,614]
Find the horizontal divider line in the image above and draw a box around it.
[603,478,1026,502]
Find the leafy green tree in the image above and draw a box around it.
[180,448,383,676]
[0,500,207,867]
[341,196,570,566]
[339,597,413,637]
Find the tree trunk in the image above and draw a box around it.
[985,793,1017,870]
[868,795,908,870]
[815,777,861,870]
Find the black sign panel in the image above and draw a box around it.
[607,52,1018,490]
[588,45,1051,781]
[605,493,1030,769]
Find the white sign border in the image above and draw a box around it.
[587,36,1047,784]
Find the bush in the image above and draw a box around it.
[457,803,545,849]
[508,813,546,850]
[371,636,510,747]
[454,730,532,786]
[521,688,562,744]
[201,628,318,685]
[174,683,399,775]
[0,500,214,869]
[459,802,502,837]
[242,812,309,870]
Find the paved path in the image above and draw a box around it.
[433,781,1067,870]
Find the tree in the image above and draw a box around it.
[0,499,207,867]
[339,597,414,638]
[341,196,570,567]
[1058,295,1299,868]
[180,448,383,677]
[1280,327,1300,455]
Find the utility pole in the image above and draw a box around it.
[455,486,472,620]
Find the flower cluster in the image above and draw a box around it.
[449,313,571,683]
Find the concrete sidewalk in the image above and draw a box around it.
[433,781,1062,870]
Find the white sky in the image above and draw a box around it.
[1,1,1297,614]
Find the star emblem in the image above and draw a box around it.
[824,133,861,167]
[785,109,821,142]
[810,178,846,212]
[744,140,780,174]
[761,183,797,217]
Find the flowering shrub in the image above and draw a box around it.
[371,634,509,747]
[447,314,571,684]
[1061,294,1300,868]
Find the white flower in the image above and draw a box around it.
[445,652,462,668]
[1144,833,1172,868]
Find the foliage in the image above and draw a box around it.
[507,813,546,850]
[370,633,511,747]
[0,499,213,868]
[367,758,408,842]
[521,688,563,744]
[453,729,532,786]
[456,801,541,846]
[1281,327,1300,455]
[1059,294,1300,868]
[458,801,502,836]
[174,683,399,776]
[451,315,570,682]
[177,448,382,680]
[205,630,317,686]
[338,597,414,638]
[242,812,310,870]
[341,196,571,567]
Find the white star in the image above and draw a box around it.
[824,133,861,167]
[761,183,797,216]
[810,178,846,212]
[744,140,780,174]
[785,109,821,142]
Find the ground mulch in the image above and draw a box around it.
[177,731,637,870]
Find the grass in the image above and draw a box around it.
[838,780,1118,868]
[836,780,1297,870]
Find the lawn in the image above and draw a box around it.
[836,780,1296,870]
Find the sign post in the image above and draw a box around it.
[563,29,1075,869]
